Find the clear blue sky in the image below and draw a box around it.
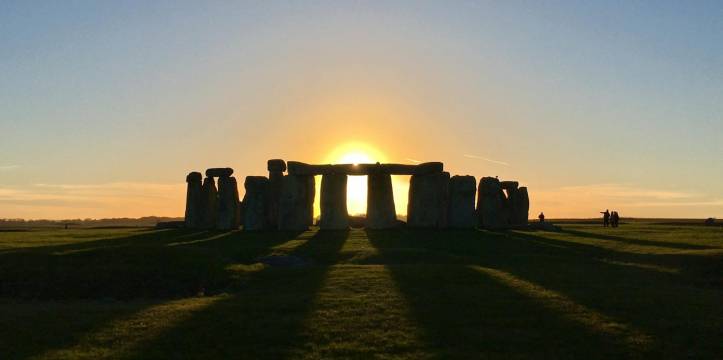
[1,1,722,218]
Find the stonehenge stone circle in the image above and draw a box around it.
[216,176,240,230]
[184,172,202,228]
[243,176,270,231]
[447,175,477,228]
[183,160,531,231]
[407,171,450,228]
[366,173,397,229]
[319,173,349,230]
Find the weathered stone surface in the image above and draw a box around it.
[319,174,349,230]
[287,161,444,176]
[184,172,203,228]
[216,176,240,230]
[500,181,519,190]
[447,175,477,228]
[506,185,529,225]
[366,173,397,229]
[205,167,234,178]
[243,176,269,231]
[278,175,315,231]
[267,159,287,172]
[407,172,450,228]
[200,177,218,229]
[266,170,284,229]
[476,177,508,229]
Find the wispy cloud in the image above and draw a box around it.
[405,158,422,164]
[0,165,20,171]
[463,154,509,166]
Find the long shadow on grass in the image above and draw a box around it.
[0,228,304,359]
[365,228,662,358]
[116,229,349,359]
[561,228,720,250]
[367,228,723,358]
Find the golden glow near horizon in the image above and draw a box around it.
[311,142,410,217]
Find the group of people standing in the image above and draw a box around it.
[601,209,620,227]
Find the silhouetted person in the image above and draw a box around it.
[600,209,610,227]
[538,212,545,222]
[611,211,620,228]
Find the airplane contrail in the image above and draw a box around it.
[463,154,510,166]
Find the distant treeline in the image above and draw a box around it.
[0,216,183,229]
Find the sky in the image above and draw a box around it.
[1,1,722,219]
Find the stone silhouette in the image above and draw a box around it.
[319,173,349,230]
[366,172,397,229]
[183,160,531,231]
[243,176,270,231]
[184,172,202,228]
[407,171,450,228]
[447,175,477,228]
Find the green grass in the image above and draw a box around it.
[0,223,721,359]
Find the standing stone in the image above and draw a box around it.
[206,167,234,178]
[278,175,315,231]
[200,177,218,229]
[184,172,203,228]
[476,177,508,229]
[243,176,270,231]
[266,159,286,227]
[319,174,349,230]
[217,176,240,230]
[407,172,450,228]
[516,187,530,225]
[447,175,477,228]
[366,173,397,229]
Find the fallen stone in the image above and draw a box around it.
[243,176,270,231]
[319,174,349,230]
[407,172,450,228]
[367,173,398,229]
[205,167,234,178]
[447,175,477,228]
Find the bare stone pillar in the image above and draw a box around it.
[216,176,240,230]
[266,159,286,229]
[366,173,397,229]
[243,176,270,231]
[407,172,450,228]
[476,177,507,229]
[447,175,477,228]
[200,177,218,229]
[184,172,202,228]
[517,187,530,225]
[279,175,315,231]
[319,174,349,230]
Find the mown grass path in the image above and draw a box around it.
[0,224,721,359]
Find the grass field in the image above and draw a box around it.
[0,223,721,359]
